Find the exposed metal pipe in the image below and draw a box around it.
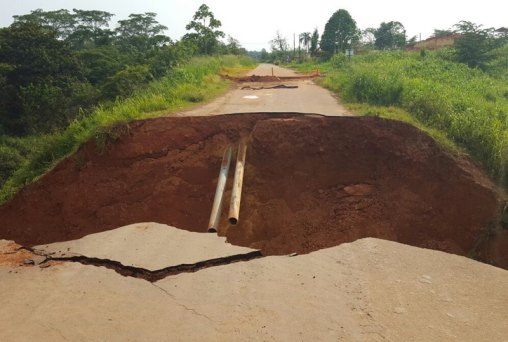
[207,146,232,233]
[228,143,247,225]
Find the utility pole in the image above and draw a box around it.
[293,33,296,60]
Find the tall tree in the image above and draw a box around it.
[184,4,225,55]
[269,31,289,62]
[115,12,170,56]
[299,32,311,53]
[0,22,92,134]
[320,9,358,58]
[310,28,319,56]
[453,21,501,69]
[374,21,406,50]
[361,28,376,49]
[68,9,115,49]
[13,9,76,39]
[225,35,244,55]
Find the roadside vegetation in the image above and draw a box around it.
[0,4,254,202]
[258,9,508,187]
[318,51,507,184]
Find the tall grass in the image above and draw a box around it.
[0,55,255,203]
[292,50,508,185]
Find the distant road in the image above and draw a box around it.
[179,63,351,116]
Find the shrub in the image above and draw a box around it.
[0,145,23,187]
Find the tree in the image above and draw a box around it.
[270,31,289,62]
[432,29,454,38]
[310,28,319,56]
[13,9,76,39]
[453,21,501,69]
[226,35,245,55]
[184,4,225,55]
[360,28,376,50]
[12,9,115,49]
[320,9,358,58]
[260,48,270,61]
[116,12,170,56]
[0,22,92,134]
[374,21,406,50]
[299,32,311,53]
[68,9,115,49]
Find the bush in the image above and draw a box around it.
[101,65,154,100]
[0,145,23,187]
[330,53,347,69]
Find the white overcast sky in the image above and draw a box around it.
[0,0,506,50]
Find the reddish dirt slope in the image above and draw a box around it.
[0,114,502,265]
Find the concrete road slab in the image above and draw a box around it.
[155,238,508,342]
[1,237,507,341]
[0,262,214,341]
[34,222,258,271]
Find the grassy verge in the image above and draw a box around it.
[0,55,256,203]
[287,50,508,186]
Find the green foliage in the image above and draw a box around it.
[295,51,508,185]
[183,4,225,55]
[321,9,358,58]
[115,12,170,56]
[76,46,124,85]
[433,29,454,38]
[13,8,115,48]
[0,56,251,203]
[374,21,406,50]
[486,43,508,79]
[330,53,348,69]
[101,65,154,99]
[453,21,503,69]
[310,28,320,56]
[0,22,90,135]
[0,8,220,138]
[0,145,23,187]
[269,31,290,63]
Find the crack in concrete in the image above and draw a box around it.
[38,250,262,282]
[150,283,214,322]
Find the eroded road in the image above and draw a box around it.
[1,64,507,341]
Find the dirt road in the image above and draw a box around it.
[181,63,351,116]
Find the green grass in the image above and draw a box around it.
[0,55,256,203]
[288,49,508,186]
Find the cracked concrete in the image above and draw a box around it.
[1,237,507,341]
[34,222,259,271]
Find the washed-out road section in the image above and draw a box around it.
[0,64,507,341]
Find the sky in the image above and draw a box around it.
[0,0,507,51]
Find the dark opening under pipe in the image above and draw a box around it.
[207,146,232,233]
[228,144,247,225]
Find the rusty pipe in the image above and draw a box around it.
[228,144,247,225]
[207,146,232,233]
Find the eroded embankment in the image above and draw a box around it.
[0,114,503,266]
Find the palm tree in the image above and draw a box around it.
[299,32,312,53]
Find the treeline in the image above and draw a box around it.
[259,8,508,71]
[0,4,246,136]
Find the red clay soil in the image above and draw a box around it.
[0,114,504,267]
[0,241,38,267]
